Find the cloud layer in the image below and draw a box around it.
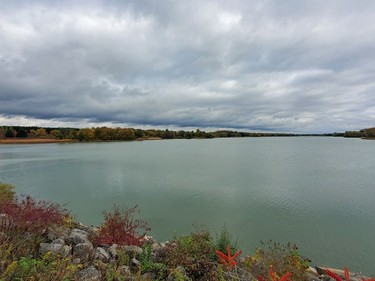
[1,0,375,133]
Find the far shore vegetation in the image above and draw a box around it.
[0,126,352,144]
[0,125,373,144]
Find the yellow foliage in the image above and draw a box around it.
[2,261,17,279]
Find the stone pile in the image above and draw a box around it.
[40,224,187,280]
[38,223,372,281]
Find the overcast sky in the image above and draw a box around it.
[1,0,375,133]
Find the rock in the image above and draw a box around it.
[66,228,91,245]
[305,266,320,280]
[141,235,156,244]
[307,267,319,275]
[76,222,99,237]
[167,266,190,281]
[76,266,101,281]
[74,242,94,260]
[152,243,161,252]
[122,245,143,257]
[52,238,66,245]
[117,265,131,276]
[39,243,71,257]
[131,257,140,266]
[46,226,70,241]
[305,272,321,281]
[108,244,118,258]
[142,272,156,280]
[94,247,110,262]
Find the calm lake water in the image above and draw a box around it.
[0,137,374,274]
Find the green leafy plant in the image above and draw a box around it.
[117,247,130,266]
[0,252,80,280]
[139,244,167,280]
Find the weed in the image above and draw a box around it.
[0,253,79,280]
[117,247,130,266]
[214,224,239,257]
[245,240,309,281]
[139,244,167,280]
[164,230,214,280]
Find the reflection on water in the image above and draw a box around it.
[0,138,374,274]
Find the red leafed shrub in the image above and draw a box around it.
[95,204,150,246]
[0,195,68,233]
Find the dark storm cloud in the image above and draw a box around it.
[1,0,375,132]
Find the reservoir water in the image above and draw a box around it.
[0,137,374,274]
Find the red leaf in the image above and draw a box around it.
[279,272,292,281]
[215,245,242,269]
[326,269,343,281]
[215,249,228,260]
[344,266,349,281]
[269,265,277,281]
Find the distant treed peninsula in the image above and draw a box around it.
[343,127,375,139]
[0,125,372,142]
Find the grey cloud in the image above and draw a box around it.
[1,0,375,133]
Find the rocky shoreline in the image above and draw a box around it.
[37,222,372,281]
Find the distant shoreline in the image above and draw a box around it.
[0,137,163,144]
[0,138,76,144]
[2,135,373,145]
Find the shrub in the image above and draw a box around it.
[245,240,310,281]
[214,225,239,260]
[0,194,68,233]
[0,186,69,274]
[164,230,214,280]
[139,243,167,280]
[95,204,150,246]
[0,182,15,203]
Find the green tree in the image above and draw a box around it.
[35,128,47,137]
[49,129,62,139]
[78,128,95,141]
[5,128,15,138]
[17,129,28,138]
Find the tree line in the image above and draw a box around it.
[343,127,375,138]
[0,126,298,141]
